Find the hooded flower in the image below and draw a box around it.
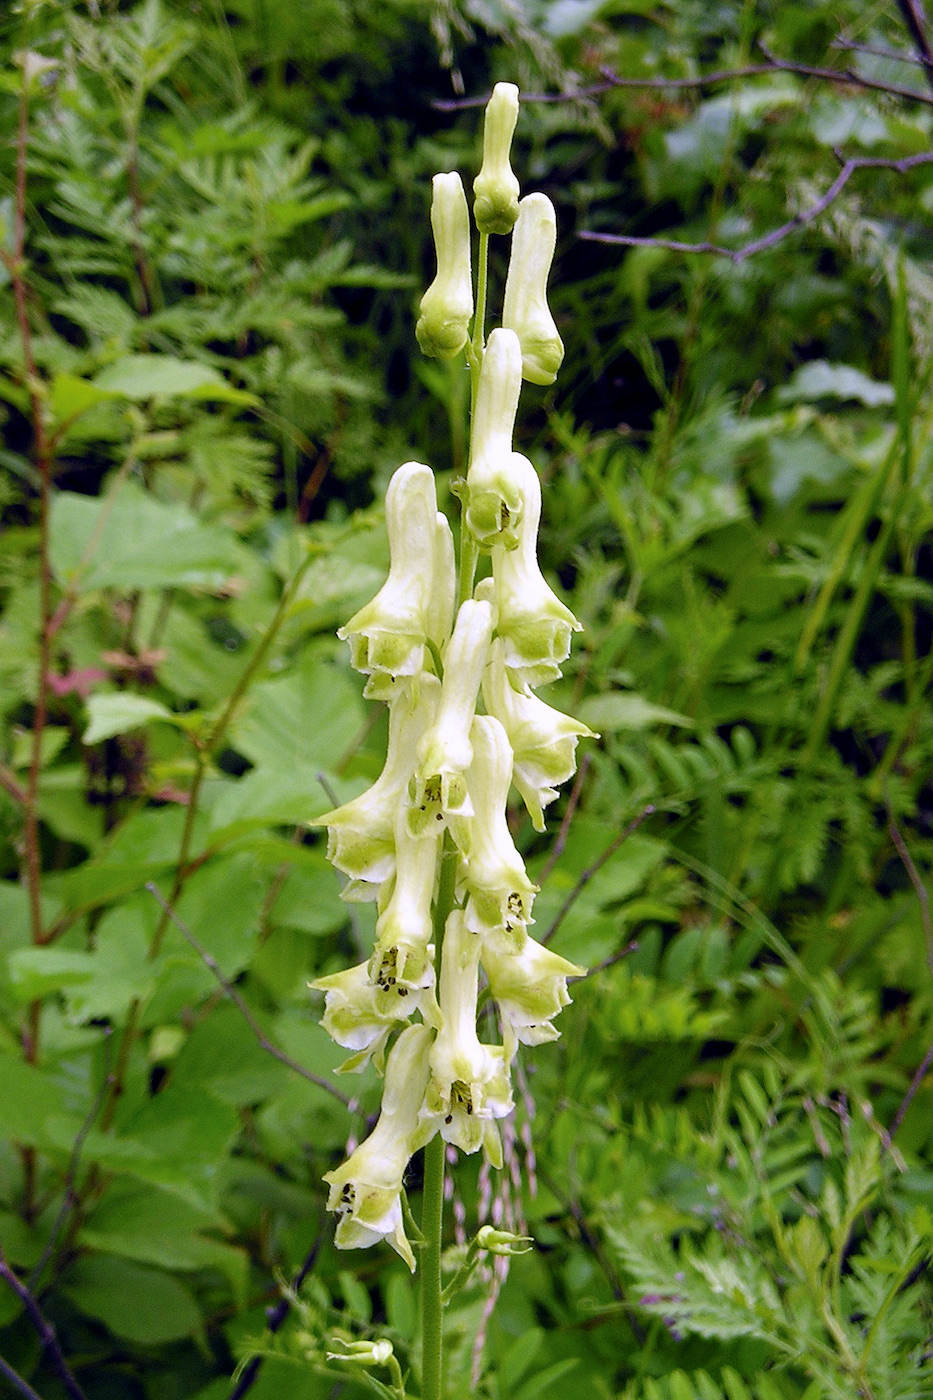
[472,82,520,235]
[480,934,583,1057]
[313,676,440,892]
[368,805,443,997]
[426,910,513,1163]
[489,454,580,688]
[324,1023,437,1270]
[482,638,595,831]
[408,598,493,835]
[464,328,527,551]
[501,193,563,386]
[417,172,473,360]
[460,714,537,945]
[309,958,435,1074]
[338,463,454,696]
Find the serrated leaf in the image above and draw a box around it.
[83,691,177,744]
[93,353,255,404]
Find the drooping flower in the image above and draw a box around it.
[472,82,520,235]
[338,462,454,697]
[426,910,513,1163]
[489,454,580,688]
[460,714,537,946]
[368,806,443,997]
[464,328,525,551]
[314,676,440,893]
[417,172,473,360]
[480,933,583,1057]
[324,1023,437,1270]
[501,193,563,386]
[482,637,595,831]
[309,958,435,1074]
[408,598,493,835]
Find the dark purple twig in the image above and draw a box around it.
[229,1228,327,1400]
[584,940,640,978]
[886,811,933,976]
[145,884,350,1107]
[894,0,933,87]
[889,1044,933,1141]
[537,753,591,885]
[432,46,933,109]
[26,1030,114,1291]
[579,151,933,262]
[0,1244,89,1400]
[0,1355,45,1400]
[542,805,655,946]
[831,38,928,68]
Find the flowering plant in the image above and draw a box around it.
[311,84,593,1398]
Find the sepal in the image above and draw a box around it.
[473,82,520,235]
[465,328,524,551]
[480,933,583,1053]
[501,193,563,385]
[461,715,537,944]
[417,172,473,359]
[309,959,435,1074]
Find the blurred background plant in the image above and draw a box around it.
[0,1,929,1398]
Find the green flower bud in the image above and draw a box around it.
[473,82,520,235]
[502,192,563,385]
[465,328,524,551]
[324,1023,437,1270]
[476,1225,533,1256]
[417,172,473,359]
[482,638,595,831]
[326,1339,395,1366]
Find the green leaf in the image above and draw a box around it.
[577,693,693,732]
[777,360,896,407]
[61,1254,203,1344]
[50,484,240,592]
[93,353,256,405]
[0,1051,79,1150]
[48,371,117,424]
[7,946,95,1002]
[229,655,366,771]
[83,691,177,744]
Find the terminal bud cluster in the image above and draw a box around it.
[311,84,594,1271]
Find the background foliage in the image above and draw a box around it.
[0,1,930,1398]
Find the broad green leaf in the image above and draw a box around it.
[777,360,896,408]
[207,765,344,838]
[50,484,240,592]
[229,655,365,771]
[577,692,693,732]
[48,371,116,424]
[170,1003,289,1105]
[0,1052,79,1150]
[61,1255,202,1344]
[65,902,157,1022]
[83,691,177,744]
[93,353,254,404]
[7,946,95,1003]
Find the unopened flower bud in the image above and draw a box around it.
[473,83,520,235]
[476,1225,533,1255]
[502,193,563,385]
[417,173,473,360]
[465,328,524,551]
[461,715,536,945]
[326,1338,395,1366]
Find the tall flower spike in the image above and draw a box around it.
[408,598,493,835]
[482,637,595,831]
[369,806,443,996]
[502,193,564,386]
[480,935,584,1058]
[309,959,435,1075]
[313,676,440,893]
[465,327,526,551]
[416,173,473,360]
[426,910,513,1163]
[489,454,581,688]
[338,462,453,698]
[473,82,520,235]
[461,714,537,946]
[324,1023,437,1270]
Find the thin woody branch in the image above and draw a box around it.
[0,1244,90,1400]
[579,151,933,262]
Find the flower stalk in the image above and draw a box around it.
[310,83,595,1396]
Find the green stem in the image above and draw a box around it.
[420,835,458,1400]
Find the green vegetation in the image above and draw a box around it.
[0,2,929,1398]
